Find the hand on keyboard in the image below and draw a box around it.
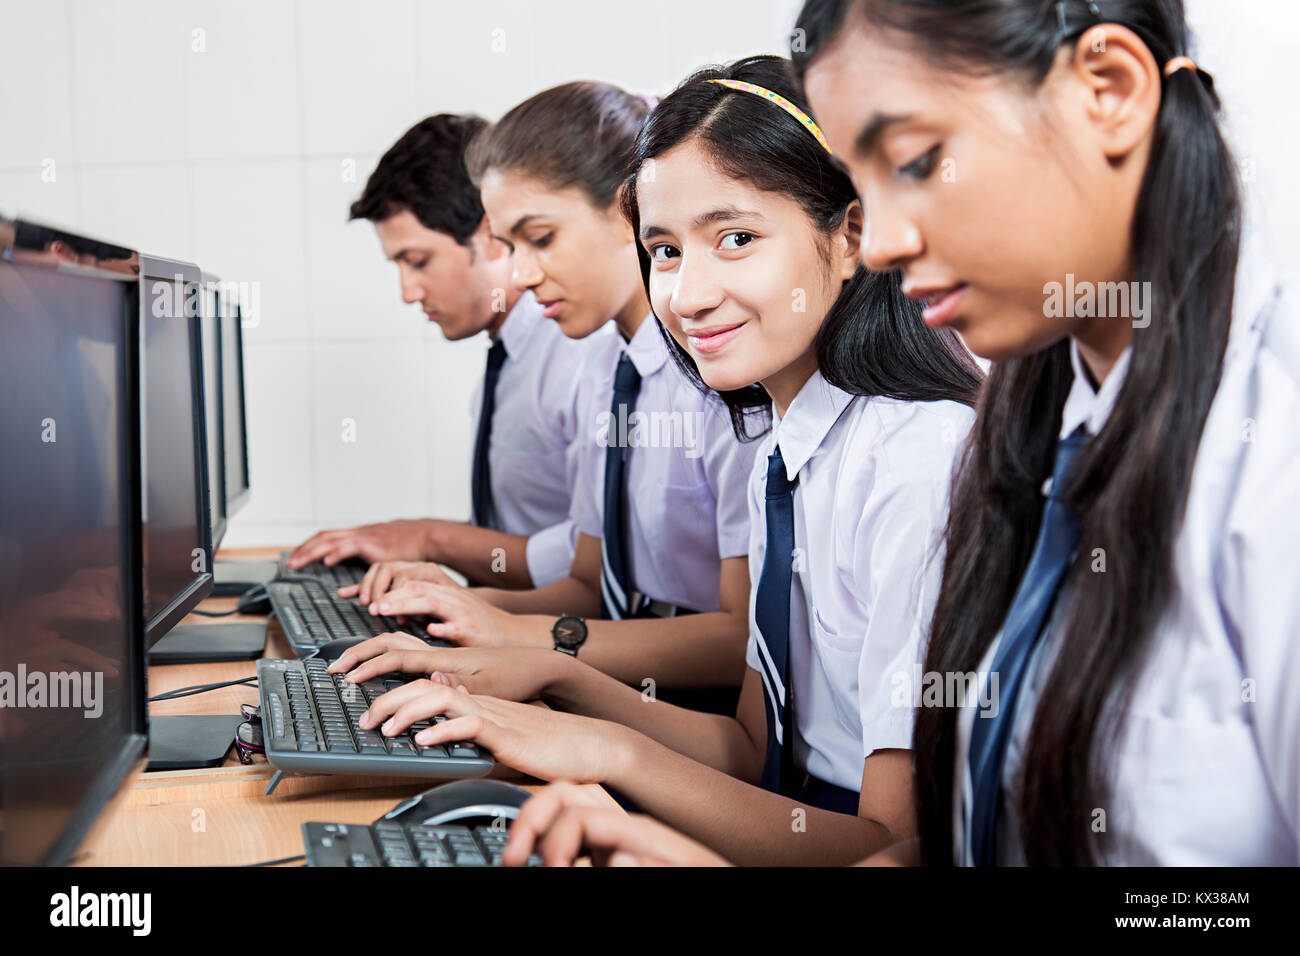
[356,680,623,784]
[328,637,567,702]
[503,781,730,867]
[368,582,553,650]
[286,519,434,569]
[338,559,459,606]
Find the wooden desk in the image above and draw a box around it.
[75,546,592,867]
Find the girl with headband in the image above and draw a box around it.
[335,55,982,866]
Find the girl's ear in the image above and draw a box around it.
[1067,23,1161,161]
[837,200,865,281]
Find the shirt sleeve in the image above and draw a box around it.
[564,341,614,542]
[700,397,760,560]
[525,519,579,588]
[852,402,974,759]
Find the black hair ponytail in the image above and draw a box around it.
[795,0,1242,865]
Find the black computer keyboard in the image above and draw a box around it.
[277,551,368,588]
[257,658,494,778]
[267,578,445,653]
[302,820,542,867]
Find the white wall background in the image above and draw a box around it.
[1,0,1295,549]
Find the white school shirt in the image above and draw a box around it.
[954,226,1300,865]
[467,292,620,587]
[570,314,756,612]
[744,371,975,792]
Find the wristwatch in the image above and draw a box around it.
[552,615,588,657]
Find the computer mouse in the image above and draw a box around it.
[236,584,272,616]
[312,637,367,663]
[380,779,532,827]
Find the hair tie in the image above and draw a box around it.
[1163,55,1199,78]
[706,78,832,155]
[638,93,660,111]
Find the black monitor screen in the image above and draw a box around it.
[201,282,225,550]
[221,302,249,511]
[0,259,146,865]
[140,265,211,642]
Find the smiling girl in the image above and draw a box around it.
[331,55,981,865]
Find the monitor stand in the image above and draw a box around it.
[147,715,243,770]
[212,558,278,596]
[147,620,267,664]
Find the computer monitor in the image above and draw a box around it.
[0,225,149,865]
[208,290,275,597]
[222,297,250,516]
[200,273,226,551]
[136,256,245,766]
[147,275,266,666]
[138,254,214,642]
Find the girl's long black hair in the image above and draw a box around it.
[794,0,1242,865]
[619,54,982,440]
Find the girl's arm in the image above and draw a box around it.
[469,532,604,616]
[372,542,751,690]
[362,682,915,867]
[602,735,916,866]
[333,641,769,781]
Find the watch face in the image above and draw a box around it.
[554,617,585,648]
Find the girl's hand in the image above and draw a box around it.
[328,636,568,702]
[503,782,731,867]
[338,560,458,606]
[357,680,632,783]
[367,582,552,649]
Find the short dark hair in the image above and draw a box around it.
[349,114,488,245]
[464,82,649,208]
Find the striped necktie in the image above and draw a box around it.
[470,338,507,528]
[600,353,642,619]
[755,447,798,794]
[966,426,1089,865]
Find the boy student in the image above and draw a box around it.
[288,115,614,589]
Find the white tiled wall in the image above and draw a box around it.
[2,0,1296,549]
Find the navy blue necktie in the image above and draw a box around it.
[600,354,642,619]
[470,339,507,529]
[755,447,798,794]
[967,426,1089,865]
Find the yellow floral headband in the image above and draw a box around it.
[706,79,833,155]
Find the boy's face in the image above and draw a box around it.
[373,208,503,341]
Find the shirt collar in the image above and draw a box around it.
[495,291,545,356]
[1060,339,1131,439]
[771,370,855,479]
[622,312,668,378]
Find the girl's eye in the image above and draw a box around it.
[649,244,680,263]
[410,259,429,270]
[898,146,940,181]
[720,232,755,251]
[530,233,554,249]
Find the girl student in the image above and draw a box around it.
[343,80,760,709]
[781,0,1297,866]
[330,55,982,866]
